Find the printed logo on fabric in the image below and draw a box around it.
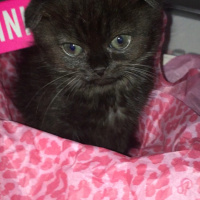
[177,178,193,196]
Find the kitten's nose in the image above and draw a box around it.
[93,67,106,76]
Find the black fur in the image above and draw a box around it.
[13,0,163,155]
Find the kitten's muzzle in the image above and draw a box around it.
[93,67,106,77]
[85,67,118,86]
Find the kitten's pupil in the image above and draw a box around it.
[62,43,82,57]
[70,44,76,51]
[110,35,131,50]
[117,36,123,44]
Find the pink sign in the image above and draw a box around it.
[0,0,33,54]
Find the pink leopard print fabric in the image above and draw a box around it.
[1,53,200,200]
[1,46,200,199]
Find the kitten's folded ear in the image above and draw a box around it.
[25,0,48,30]
[144,0,162,9]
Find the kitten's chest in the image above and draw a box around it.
[106,106,126,125]
[64,94,128,128]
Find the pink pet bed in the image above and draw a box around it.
[1,51,200,200]
[1,1,200,199]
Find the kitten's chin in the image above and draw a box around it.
[88,77,118,86]
[97,78,117,86]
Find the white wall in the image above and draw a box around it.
[166,10,200,55]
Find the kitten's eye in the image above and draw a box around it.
[62,43,83,57]
[110,35,131,50]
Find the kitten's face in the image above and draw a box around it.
[26,0,162,91]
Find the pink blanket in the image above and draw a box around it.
[0,51,200,200]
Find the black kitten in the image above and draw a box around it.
[14,0,163,155]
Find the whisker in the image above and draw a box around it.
[65,77,81,103]
[122,63,155,80]
[129,68,155,79]
[124,70,144,81]
[25,72,77,109]
[124,63,153,68]
[122,74,134,87]
[41,77,78,128]
[35,75,76,115]
[124,69,154,81]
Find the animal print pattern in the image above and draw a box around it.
[1,18,200,200]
